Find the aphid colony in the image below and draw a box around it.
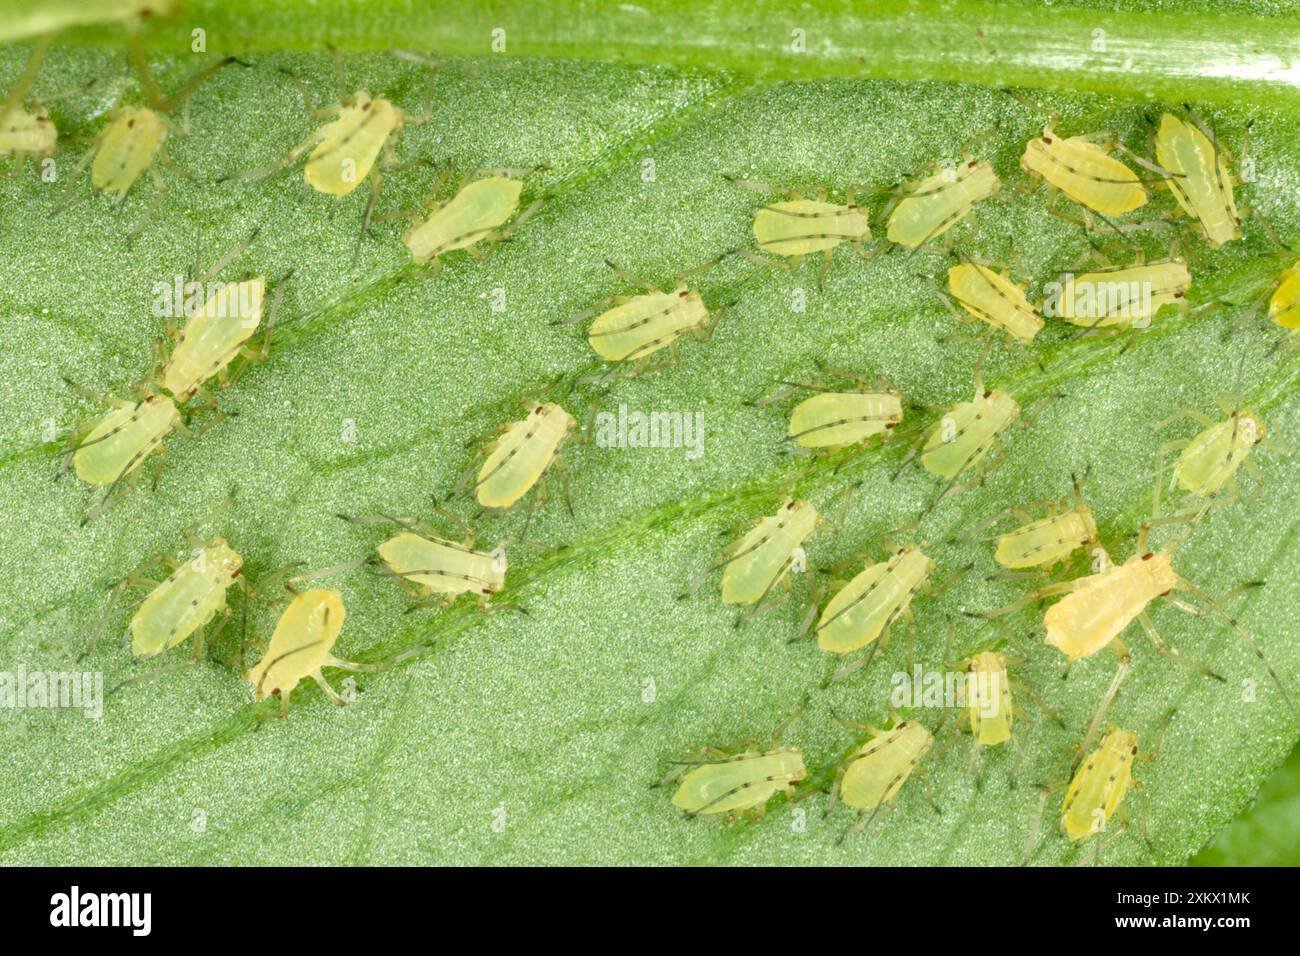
[21,31,1291,862]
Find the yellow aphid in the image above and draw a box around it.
[669,746,806,818]
[247,589,361,710]
[944,262,1043,345]
[130,538,242,658]
[1060,726,1139,841]
[886,159,1000,250]
[90,104,168,192]
[815,545,934,656]
[1267,262,1300,330]
[753,198,871,258]
[1054,258,1191,331]
[376,531,506,603]
[0,35,56,172]
[718,500,819,607]
[160,278,265,400]
[1155,112,1241,248]
[587,284,712,363]
[473,402,575,510]
[920,387,1020,481]
[990,477,1099,570]
[71,393,179,487]
[965,652,1013,746]
[788,388,903,450]
[304,92,404,196]
[403,174,539,268]
[1020,123,1147,217]
[839,720,934,813]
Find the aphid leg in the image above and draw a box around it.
[1073,653,1132,773]
[603,258,661,294]
[218,129,321,184]
[972,576,1089,619]
[1137,610,1224,682]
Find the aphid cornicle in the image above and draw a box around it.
[1019,122,1148,217]
[467,401,576,511]
[0,35,57,173]
[402,170,542,272]
[564,258,732,381]
[885,157,1000,250]
[246,589,367,712]
[829,718,935,840]
[1154,111,1242,248]
[725,177,875,285]
[338,512,507,609]
[61,36,238,235]
[1060,725,1143,841]
[938,261,1044,346]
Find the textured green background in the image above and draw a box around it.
[0,0,1297,865]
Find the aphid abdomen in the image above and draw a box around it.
[1175,416,1259,496]
[841,722,934,810]
[1044,554,1176,660]
[587,288,705,361]
[720,501,818,605]
[72,395,179,486]
[920,390,1019,480]
[1155,114,1240,247]
[787,391,903,449]
[377,532,505,596]
[995,511,1094,569]
[1061,728,1137,840]
[304,94,399,196]
[476,403,574,509]
[0,106,56,156]
[162,278,265,398]
[247,588,346,700]
[403,176,525,263]
[91,106,167,192]
[130,539,242,657]
[1061,261,1191,328]
[947,264,1043,343]
[752,200,869,256]
[671,748,807,815]
[1020,134,1146,216]
[886,160,1000,249]
[968,652,1013,746]
[817,547,932,653]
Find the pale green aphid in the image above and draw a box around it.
[402,172,541,271]
[978,473,1099,571]
[964,652,1013,747]
[830,718,935,840]
[788,386,903,451]
[885,158,1000,250]
[1061,725,1142,842]
[469,401,576,511]
[338,512,507,609]
[668,747,806,818]
[69,393,179,489]
[719,500,818,606]
[160,278,265,399]
[247,588,367,713]
[1055,258,1192,332]
[62,37,238,236]
[1154,394,1285,515]
[920,388,1020,482]
[1019,121,1148,218]
[129,537,243,658]
[1155,111,1241,248]
[0,35,57,173]
[812,545,935,658]
[942,261,1043,345]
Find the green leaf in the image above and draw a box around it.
[0,0,1296,865]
